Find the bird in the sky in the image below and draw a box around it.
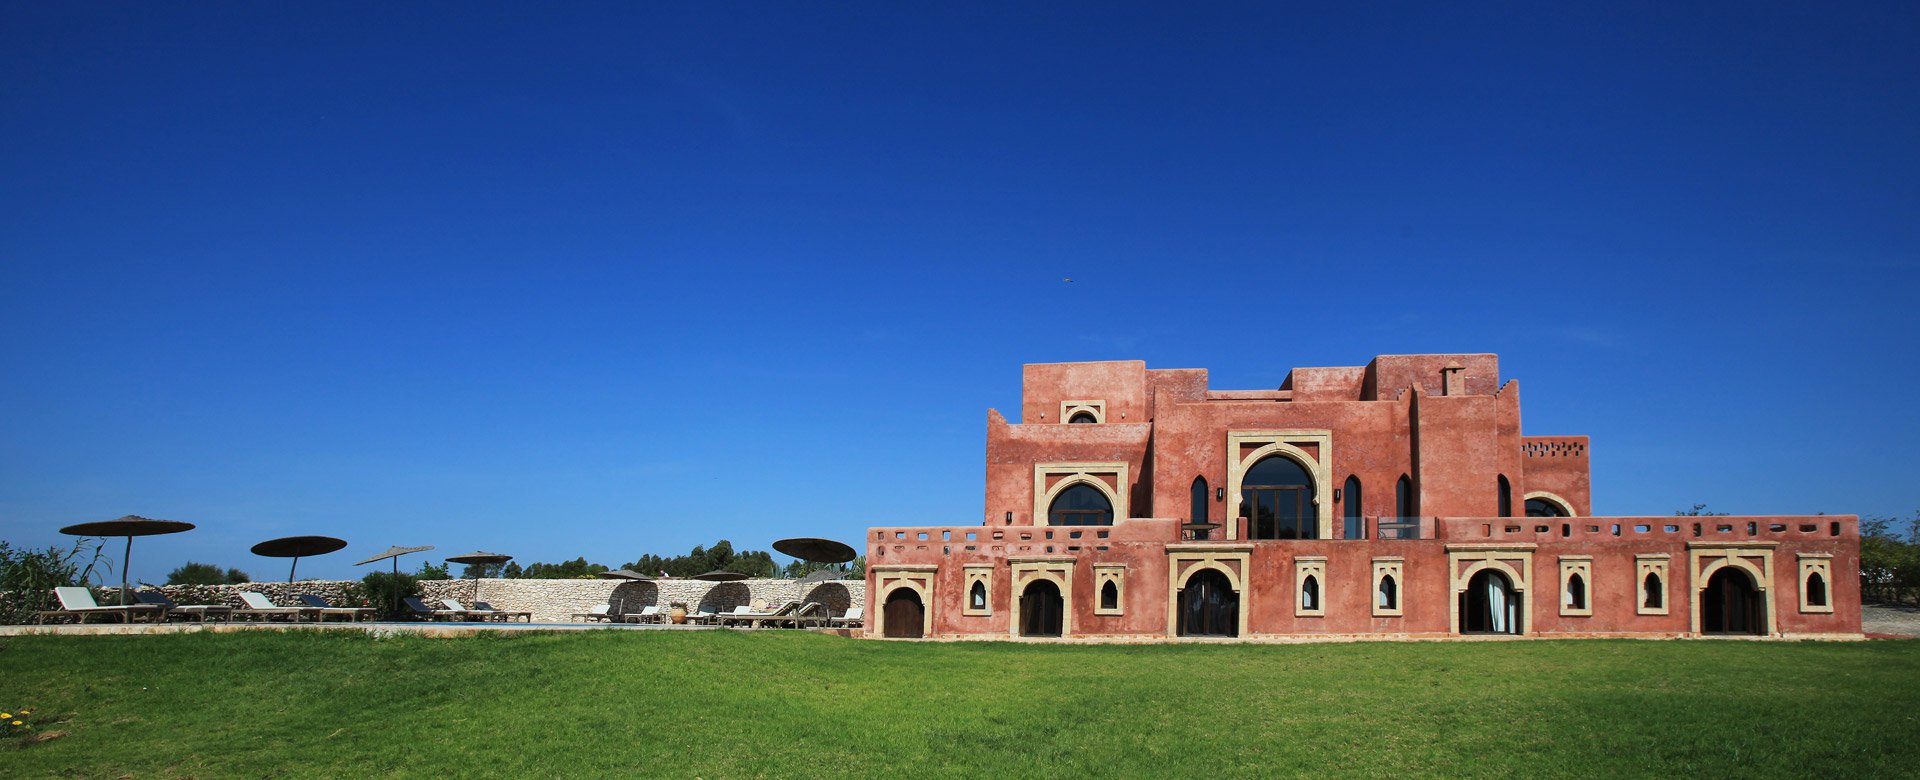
[1062,277,1073,283]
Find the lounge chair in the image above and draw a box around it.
[296,594,373,622]
[442,598,501,622]
[236,592,306,622]
[472,601,532,623]
[622,605,661,624]
[136,591,232,623]
[571,603,616,623]
[35,586,163,624]
[788,601,829,628]
[404,597,465,621]
[724,601,800,628]
[684,608,719,625]
[829,607,864,629]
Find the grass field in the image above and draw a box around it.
[2,631,1916,778]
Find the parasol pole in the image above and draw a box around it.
[122,535,133,623]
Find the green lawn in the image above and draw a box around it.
[2,631,1916,778]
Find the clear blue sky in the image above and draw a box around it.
[3,4,1916,584]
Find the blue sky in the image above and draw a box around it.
[3,4,1916,583]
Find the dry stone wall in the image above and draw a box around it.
[71,578,864,624]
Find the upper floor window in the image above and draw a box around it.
[1395,475,1414,518]
[1343,475,1363,540]
[1049,483,1114,526]
[1189,477,1211,540]
[1525,499,1568,518]
[1068,412,1097,424]
[1497,475,1513,517]
[1241,456,1316,540]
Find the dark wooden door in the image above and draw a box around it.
[1178,569,1238,637]
[1703,569,1763,635]
[883,589,924,638]
[1020,580,1063,637]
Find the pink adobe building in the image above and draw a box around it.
[863,355,1862,641]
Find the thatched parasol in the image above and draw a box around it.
[444,551,514,601]
[60,515,195,622]
[692,570,751,582]
[251,535,348,583]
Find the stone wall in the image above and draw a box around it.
[65,577,864,624]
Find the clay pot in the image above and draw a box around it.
[669,606,687,624]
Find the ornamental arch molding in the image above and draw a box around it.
[1225,431,1334,540]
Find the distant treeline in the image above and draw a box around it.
[1861,513,1920,605]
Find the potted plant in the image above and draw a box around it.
[668,602,688,624]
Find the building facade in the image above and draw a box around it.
[863,355,1861,641]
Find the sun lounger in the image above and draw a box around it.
[296,594,374,622]
[472,601,532,623]
[829,607,864,629]
[788,601,829,628]
[622,605,661,624]
[236,592,306,622]
[136,591,232,623]
[724,601,800,628]
[404,596,466,621]
[35,586,164,624]
[571,603,616,623]
[442,598,501,621]
[684,609,719,625]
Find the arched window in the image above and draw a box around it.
[1377,575,1398,610]
[1806,572,1828,607]
[1497,475,1513,517]
[1525,498,1568,518]
[1565,573,1587,610]
[1100,580,1119,611]
[1301,575,1320,611]
[1343,475,1363,540]
[968,580,987,611]
[1190,477,1210,540]
[1068,411,1097,424]
[1643,573,1663,609]
[1395,475,1414,519]
[1240,456,1316,540]
[1048,483,1114,526]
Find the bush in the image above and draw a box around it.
[165,562,250,585]
[356,571,421,621]
[0,539,106,624]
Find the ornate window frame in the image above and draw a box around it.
[1559,555,1593,617]
[1798,553,1834,614]
[1093,564,1126,616]
[1060,400,1106,424]
[871,565,937,639]
[1687,542,1777,637]
[1636,554,1671,616]
[1033,462,1129,526]
[1446,545,1534,634]
[1009,557,1076,639]
[962,564,994,617]
[1166,543,1251,637]
[1295,556,1327,617]
[1225,430,1334,540]
[1372,556,1405,617]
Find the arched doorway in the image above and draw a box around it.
[1702,567,1765,635]
[882,588,925,638]
[1177,568,1238,637]
[1241,456,1316,539]
[1019,580,1064,637]
[1459,568,1523,635]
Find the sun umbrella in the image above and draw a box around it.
[692,570,751,582]
[354,545,435,616]
[772,537,857,564]
[444,551,513,602]
[251,535,348,583]
[596,569,655,581]
[797,568,844,585]
[60,515,195,623]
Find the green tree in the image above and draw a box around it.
[1675,504,1730,517]
[166,561,250,585]
[416,561,452,580]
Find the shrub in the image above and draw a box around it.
[0,539,106,624]
[165,562,250,585]
[357,571,421,621]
